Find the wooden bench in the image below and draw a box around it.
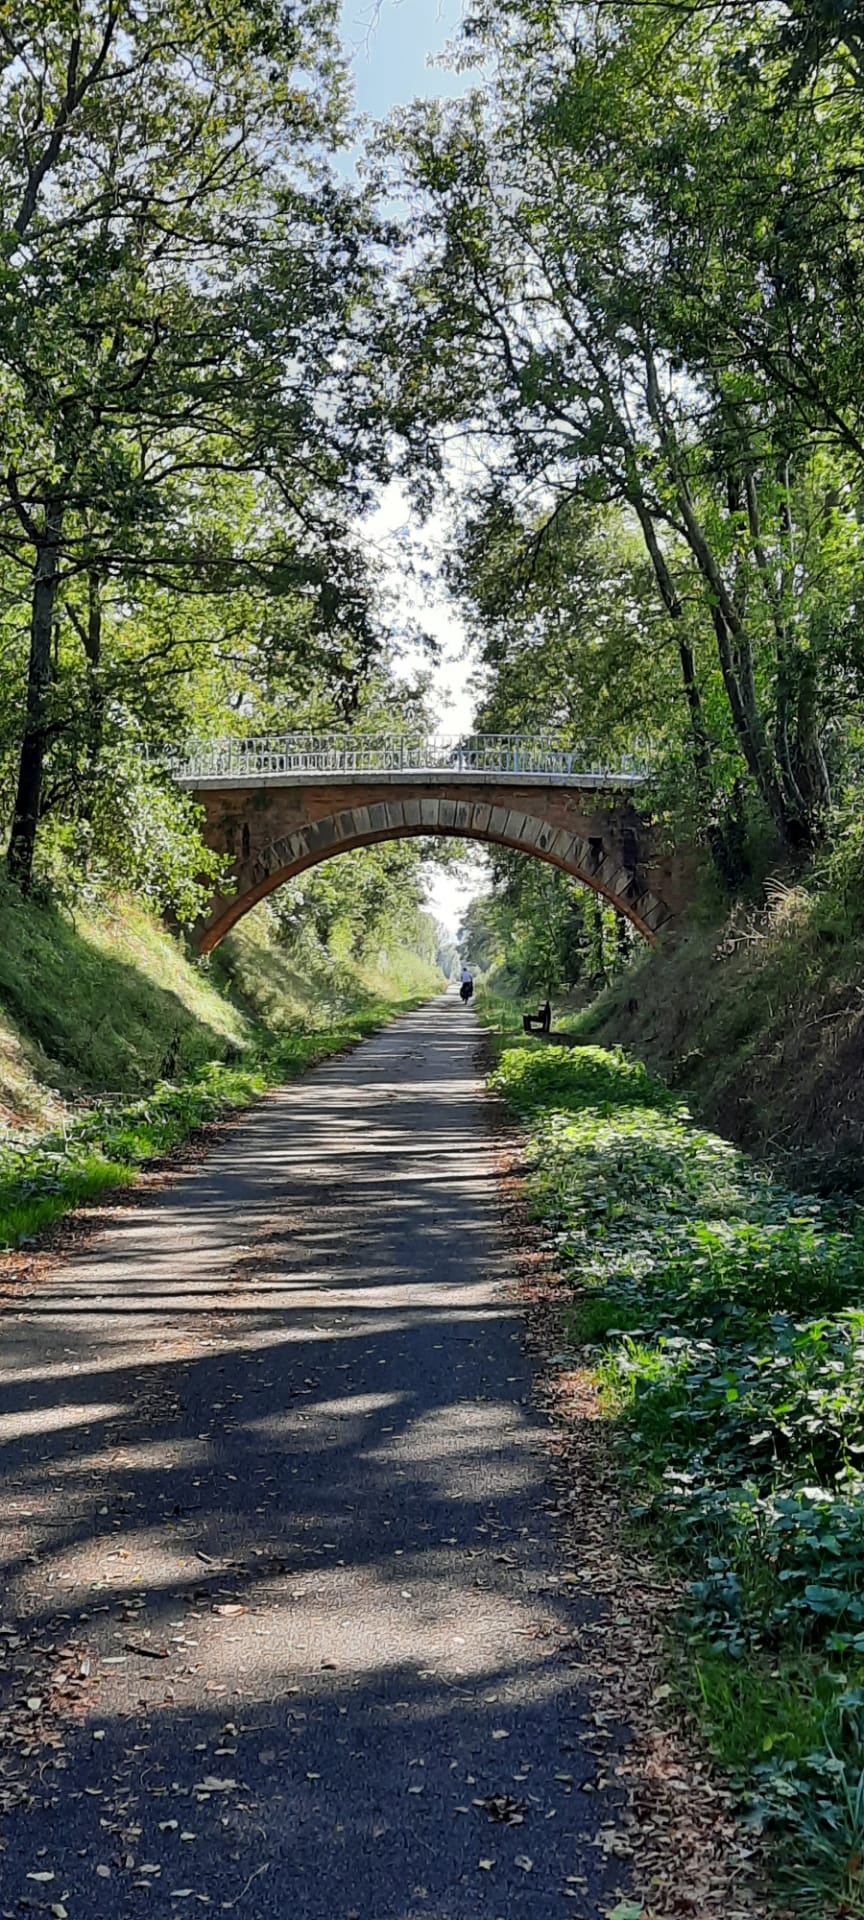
[523,1000,551,1035]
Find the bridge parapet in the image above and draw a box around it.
[148,733,694,954]
[148,732,650,788]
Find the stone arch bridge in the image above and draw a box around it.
[153,735,690,952]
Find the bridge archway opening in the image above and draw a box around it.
[197,818,663,953]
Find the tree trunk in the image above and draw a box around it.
[7,501,64,889]
[81,572,105,819]
[671,492,799,837]
[742,470,818,835]
[794,651,832,818]
[641,343,801,841]
[629,493,713,793]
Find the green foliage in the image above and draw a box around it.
[38,761,229,926]
[384,0,864,869]
[566,879,864,1187]
[460,863,584,992]
[491,1038,864,1906]
[691,1648,840,1773]
[457,501,676,760]
[812,800,864,939]
[219,891,443,1032]
[0,0,399,891]
[0,841,444,1120]
[460,857,634,997]
[272,839,442,965]
[491,1041,665,1116]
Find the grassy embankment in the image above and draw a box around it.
[564,883,864,1192]
[485,1014,864,1915]
[0,880,441,1249]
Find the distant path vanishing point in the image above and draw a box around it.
[0,994,627,1919]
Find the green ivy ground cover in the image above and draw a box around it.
[0,1000,421,1251]
[491,1041,864,1916]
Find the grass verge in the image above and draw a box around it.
[490,1035,864,1917]
[0,999,423,1251]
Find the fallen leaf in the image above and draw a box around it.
[26,1872,55,1882]
[478,1858,495,1871]
[514,1855,533,1872]
[491,1728,510,1741]
[477,1794,527,1825]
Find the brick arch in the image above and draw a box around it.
[196,796,671,952]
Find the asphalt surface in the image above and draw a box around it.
[0,994,627,1919]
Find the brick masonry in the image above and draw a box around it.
[190,779,693,951]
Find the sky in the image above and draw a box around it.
[339,0,469,119]
[339,0,488,940]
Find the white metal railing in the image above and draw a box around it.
[145,733,650,785]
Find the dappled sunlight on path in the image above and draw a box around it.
[0,997,627,1919]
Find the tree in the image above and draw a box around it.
[0,0,390,887]
[458,854,631,994]
[382,1,864,862]
[453,496,679,758]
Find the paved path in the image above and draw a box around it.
[0,996,625,1919]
